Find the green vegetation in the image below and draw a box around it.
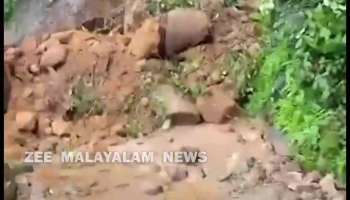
[247,0,346,182]
[148,0,199,14]
[70,80,104,120]
[4,0,17,23]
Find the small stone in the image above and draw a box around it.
[39,44,67,68]
[22,88,34,98]
[223,153,249,178]
[161,119,172,130]
[319,174,338,197]
[244,163,267,187]
[303,171,321,184]
[140,97,149,107]
[15,111,38,132]
[28,64,40,75]
[110,123,127,137]
[139,180,164,195]
[51,118,71,137]
[163,165,189,182]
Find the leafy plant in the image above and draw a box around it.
[148,0,199,15]
[247,0,346,183]
[4,0,17,23]
[70,80,104,120]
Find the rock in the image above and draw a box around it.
[196,87,239,123]
[163,8,211,57]
[163,165,189,182]
[39,44,67,69]
[303,171,321,184]
[140,97,149,107]
[15,111,38,132]
[164,181,223,200]
[110,123,127,137]
[128,18,161,59]
[22,87,34,98]
[28,64,40,75]
[50,31,73,44]
[138,180,164,196]
[220,153,249,181]
[51,118,71,137]
[244,163,267,187]
[319,174,338,198]
[152,85,201,125]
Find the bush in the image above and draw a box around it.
[4,0,17,23]
[247,0,346,183]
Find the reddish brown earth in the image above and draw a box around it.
[4,4,345,200]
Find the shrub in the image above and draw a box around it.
[247,0,346,183]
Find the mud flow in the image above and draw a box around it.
[4,0,346,200]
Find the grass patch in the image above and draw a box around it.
[69,79,104,120]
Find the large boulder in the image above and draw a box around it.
[196,86,239,123]
[161,8,212,58]
[152,85,201,126]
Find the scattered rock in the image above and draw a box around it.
[303,171,321,184]
[110,123,127,137]
[163,164,189,182]
[15,111,38,132]
[140,97,149,107]
[244,163,267,187]
[196,87,238,123]
[28,64,40,75]
[128,18,160,59]
[39,44,67,69]
[319,174,338,198]
[152,85,201,125]
[138,180,164,196]
[51,118,71,137]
